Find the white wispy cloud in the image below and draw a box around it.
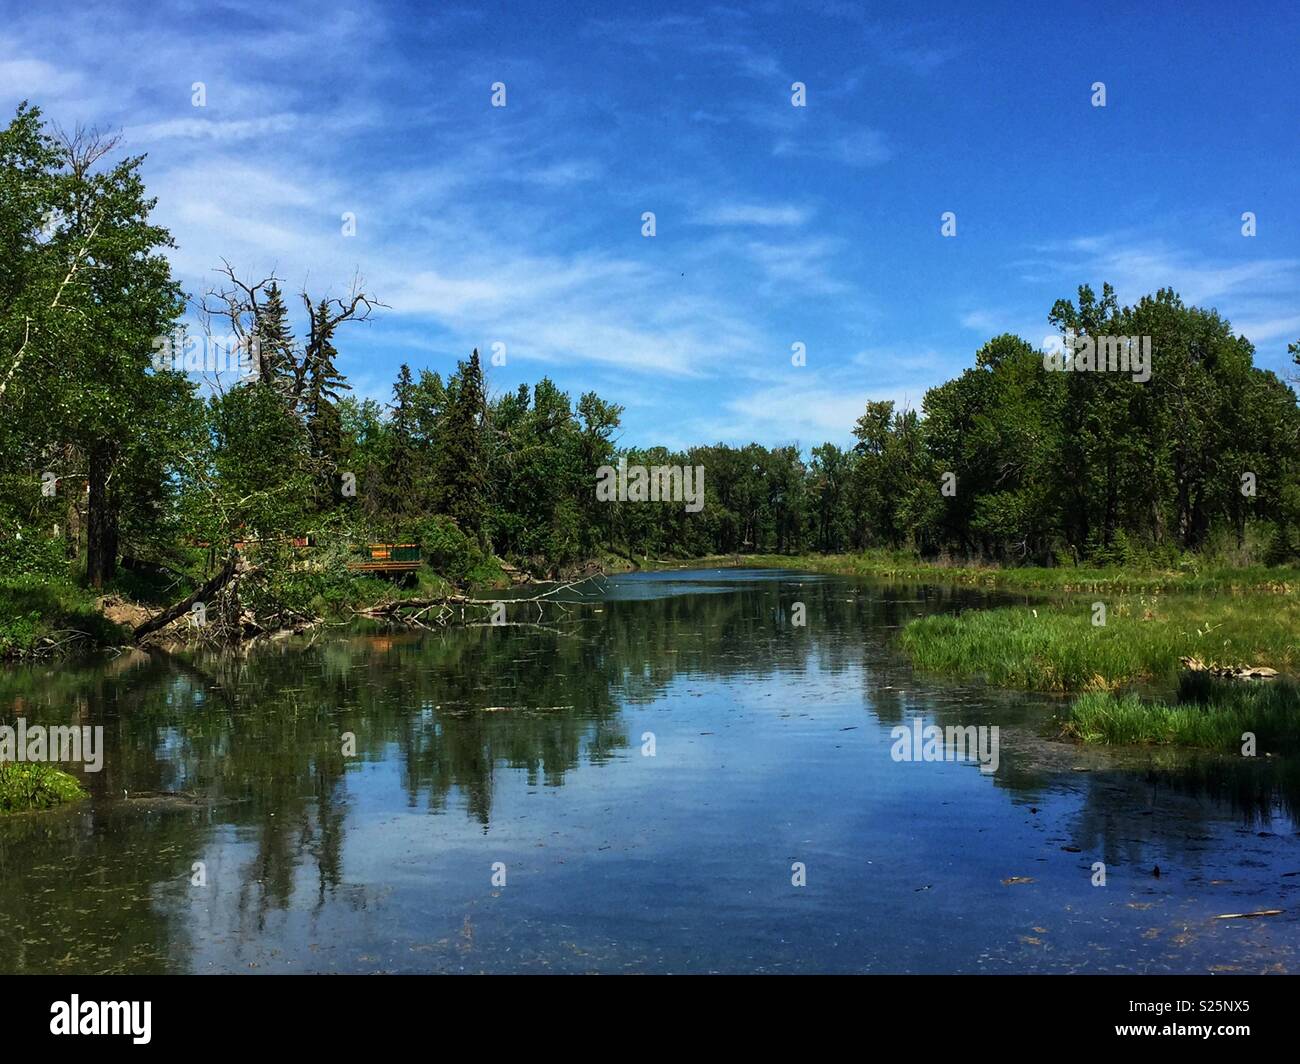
[772,127,891,167]
[693,203,812,227]
[1022,231,1300,368]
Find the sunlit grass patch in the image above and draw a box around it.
[897,593,1300,691]
[0,762,89,813]
[1063,678,1300,751]
[745,552,1300,594]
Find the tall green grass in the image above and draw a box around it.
[743,551,1300,594]
[898,594,1300,691]
[1064,678,1300,751]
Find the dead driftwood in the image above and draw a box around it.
[1180,656,1279,681]
[130,555,290,645]
[358,578,604,630]
[131,555,238,642]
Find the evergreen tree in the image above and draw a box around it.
[303,299,351,504]
[376,363,419,528]
[253,281,295,392]
[433,349,488,544]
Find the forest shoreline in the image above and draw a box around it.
[3,551,1298,770]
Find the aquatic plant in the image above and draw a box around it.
[0,762,89,813]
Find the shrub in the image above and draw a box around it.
[0,762,88,813]
[415,516,482,582]
[0,515,66,580]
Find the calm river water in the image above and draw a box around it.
[1,569,1296,973]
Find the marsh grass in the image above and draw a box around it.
[897,593,1300,691]
[744,551,1300,594]
[0,762,89,813]
[1064,678,1300,751]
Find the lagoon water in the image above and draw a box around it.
[1,569,1296,973]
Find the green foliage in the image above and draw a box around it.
[0,762,88,813]
[0,512,65,578]
[415,514,483,583]
[898,590,1300,691]
[0,575,125,658]
[1065,679,1300,750]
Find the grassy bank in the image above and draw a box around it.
[1064,676,1300,751]
[898,593,1300,691]
[0,762,88,813]
[0,576,127,660]
[742,551,1300,594]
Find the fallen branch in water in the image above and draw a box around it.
[358,577,604,628]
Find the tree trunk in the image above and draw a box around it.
[63,443,81,560]
[86,445,118,588]
[63,489,81,560]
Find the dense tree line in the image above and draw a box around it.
[3,104,1299,593]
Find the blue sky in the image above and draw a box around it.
[4,0,1298,448]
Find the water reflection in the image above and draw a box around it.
[0,570,1295,974]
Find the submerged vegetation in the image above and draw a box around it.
[0,762,87,813]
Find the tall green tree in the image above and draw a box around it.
[433,349,489,544]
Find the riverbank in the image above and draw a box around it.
[897,593,1300,691]
[1064,675,1300,752]
[739,551,1300,593]
[0,549,641,660]
[738,552,1300,750]
[0,576,126,660]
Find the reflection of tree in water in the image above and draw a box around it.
[0,576,1041,961]
[850,587,1300,869]
[3,573,1297,969]
[0,579,875,950]
[1066,754,1300,872]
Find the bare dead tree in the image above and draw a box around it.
[192,264,386,404]
[52,123,123,179]
[296,276,386,402]
[193,261,285,398]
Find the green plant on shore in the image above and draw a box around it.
[744,551,1300,594]
[0,762,89,813]
[1063,678,1300,751]
[896,592,1300,691]
[0,575,127,660]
